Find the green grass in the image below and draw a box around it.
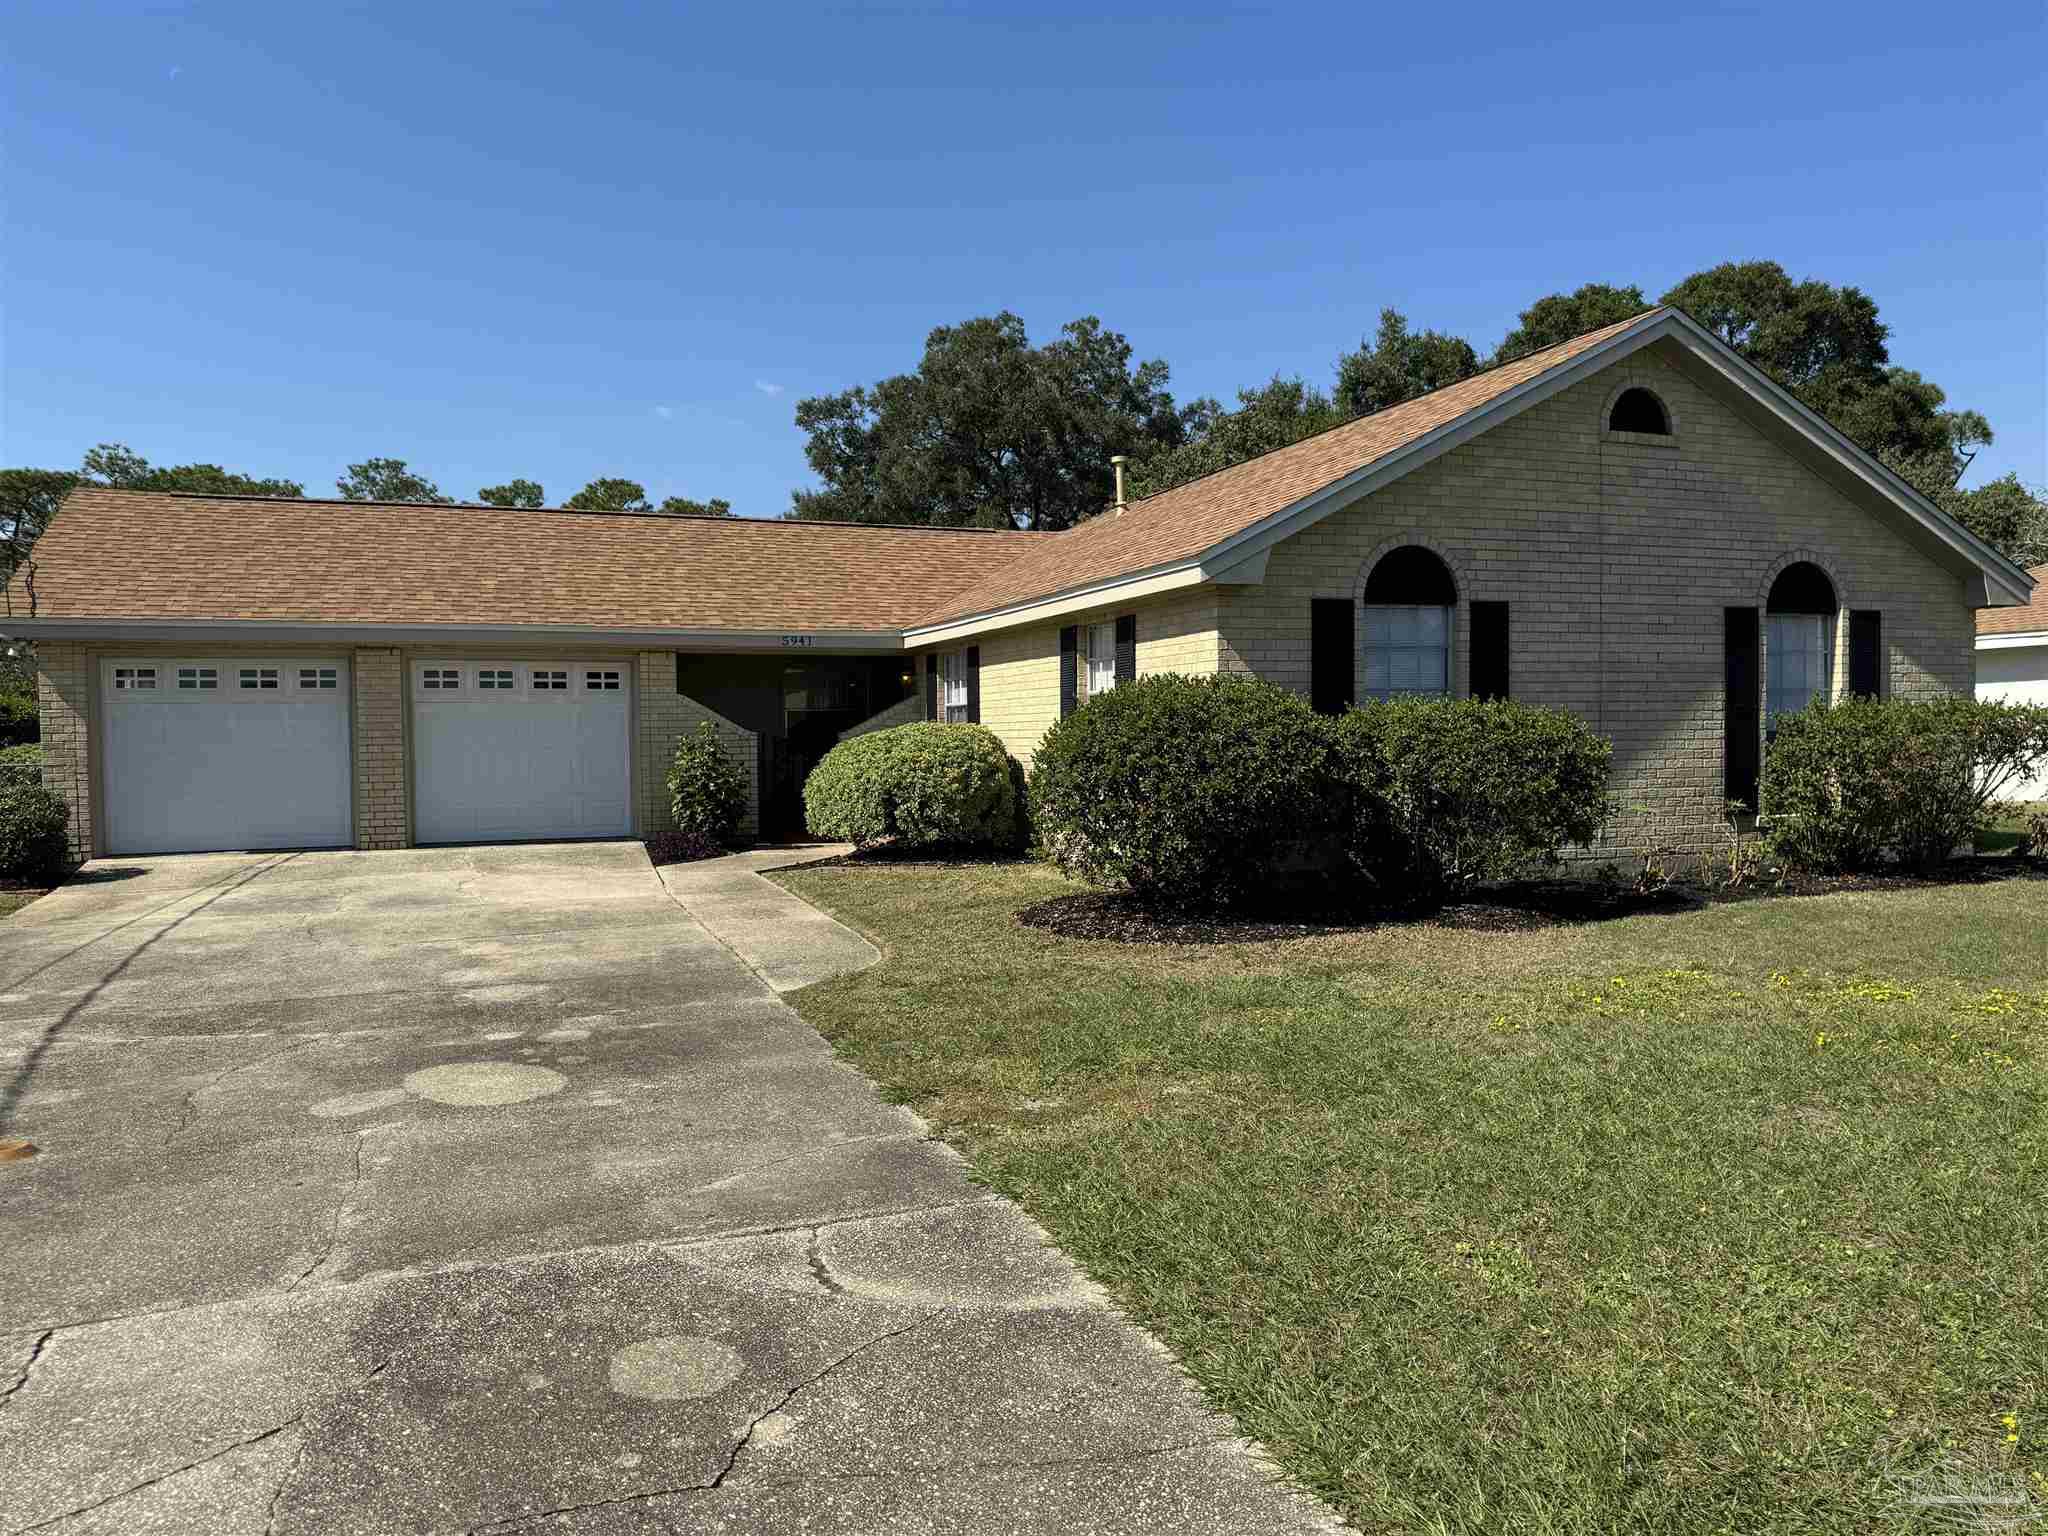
[773,860,2048,1534]
[1978,801,2046,855]
[0,885,51,918]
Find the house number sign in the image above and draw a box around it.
[781,635,815,648]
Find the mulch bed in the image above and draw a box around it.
[1014,855,2048,945]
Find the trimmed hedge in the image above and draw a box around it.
[1028,674,1335,907]
[0,691,36,749]
[1334,698,1612,899]
[0,777,70,880]
[1761,695,2048,873]
[666,721,749,848]
[804,722,1024,850]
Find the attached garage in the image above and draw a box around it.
[411,659,632,844]
[101,656,354,855]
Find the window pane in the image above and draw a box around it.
[1415,606,1448,645]
[1363,651,1390,691]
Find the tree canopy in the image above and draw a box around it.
[564,478,651,512]
[657,495,733,517]
[477,478,544,508]
[338,458,450,503]
[82,442,305,499]
[788,312,1186,529]
[1335,310,1483,417]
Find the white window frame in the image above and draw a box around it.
[296,666,341,692]
[237,666,282,691]
[530,667,570,693]
[1085,622,1116,700]
[111,665,159,693]
[420,667,463,692]
[1362,603,1453,700]
[584,668,622,692]
[476,667,519,692]
[175,665,221,694]
[939,651,971,723]
[1766,611,1835,729]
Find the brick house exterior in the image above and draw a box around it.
[9,309,2031,861]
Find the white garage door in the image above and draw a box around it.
[412,660,631,844]
[101,657,354,855]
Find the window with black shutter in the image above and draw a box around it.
[924,654,939,722]
[1725,607,1761,813]
[1309,599,1354,715]
[1470,601,1510,701]
[966,645,981,723]
[1848,610,1882,698]
[1059,626,1078,718]
[1114,615,1136,684]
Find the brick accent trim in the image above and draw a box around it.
[35,641,93,860]
[351,647,406,849]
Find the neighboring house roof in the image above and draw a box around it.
[1977,563,2048,641]
[2,488,1047,638]
[912,313,1648,628]
[7,309,2033,647]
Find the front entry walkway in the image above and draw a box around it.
[0,844,1338,1534]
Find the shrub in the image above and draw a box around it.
[0,691,36,748]
[1028,674,1338,907]
[666,721,748,848]
[804,722,1024,851]
[1332,698,1613,901]
[0,742,43,790]
[1761,695,2048,873]
[0,778,70,880]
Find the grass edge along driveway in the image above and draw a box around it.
[771,860,2046,1536]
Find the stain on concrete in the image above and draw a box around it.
[401,1062,567,1107]
[606,1335,745,1401]
[309,1088,412,1119]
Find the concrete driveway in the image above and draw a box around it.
[0,844,1335,1534]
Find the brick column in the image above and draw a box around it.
[35,642,93,860]
[636,651,759,840]
[351,647,408,849]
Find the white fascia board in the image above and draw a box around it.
[902,562,1211,646]
[0,617,908,653]
[1976,630,2048,652]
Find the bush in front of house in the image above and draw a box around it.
[0,691,36,748]
[0,776,71,880]
[1332,697,1613,901]
[666,721,749,849]
[803,722,1025,850]
[0,742,43,790]
[1761,695,2048,873]
[1029,673,1338,907]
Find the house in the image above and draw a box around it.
[6,307,2034,861]
[1976,563,2048,800]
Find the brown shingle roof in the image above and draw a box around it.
[912,310,1658,626]
[1978,564,2048,637]
[5,488,1049,632]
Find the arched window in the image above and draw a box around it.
[1363,546,1456,700]
[1765,562,1837,726]
[1608,387,1671,435]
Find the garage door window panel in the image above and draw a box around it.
[532,669,570,692]
[297,667,339,691]
[585,669,622,692]
[422,668,462,691]
[113,666,158,692]
[176,666,219,692]
[239,667,281,690]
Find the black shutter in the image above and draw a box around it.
[1309,598,1354,715]
[965,645,981,723]
[1848,610,1882,698]
[1059,626,1078,718]
[924,654,939,722]
[1114,615,1136,684]
[1725,607,1761,813]
[1470,601,1510,701]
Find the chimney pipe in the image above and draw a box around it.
[1110,454,1128,513]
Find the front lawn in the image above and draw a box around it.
[772,860,2047,1534]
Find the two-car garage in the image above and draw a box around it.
[97,654,634,855]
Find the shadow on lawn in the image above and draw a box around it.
[1015,854,2048,945]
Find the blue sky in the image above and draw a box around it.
[4,2,2042,516]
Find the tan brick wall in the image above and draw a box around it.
[644,651,760,840]
[34,641,92,860]
[1219,344,1977,854]
[916,587,1226,768]
[351,647,406,850]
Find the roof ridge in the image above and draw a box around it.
[65,485,1055,534]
